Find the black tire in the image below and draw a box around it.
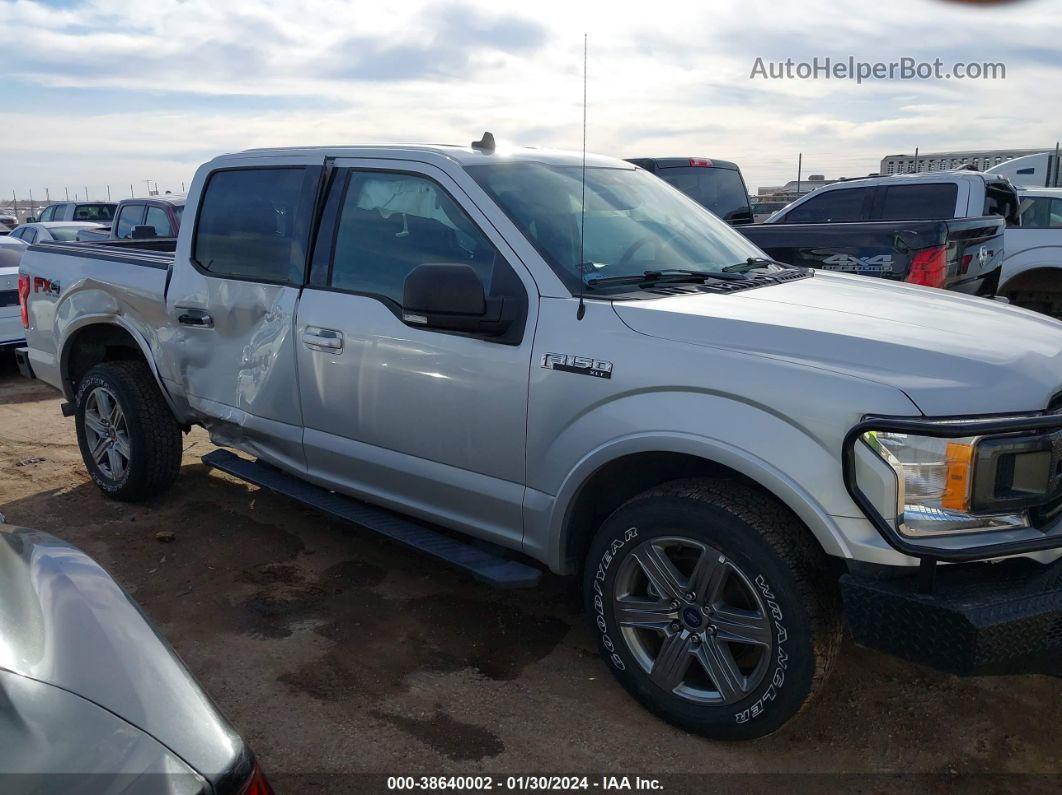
[74,360,182,502]
[584,478,842,741]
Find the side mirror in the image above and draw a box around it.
[25,216,37,223]
[131,224,157,240]
[402,263,510,336]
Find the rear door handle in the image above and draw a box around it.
[177,309,213,328]
[303,327,344,353]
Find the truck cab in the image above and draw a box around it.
[625,157,754,225]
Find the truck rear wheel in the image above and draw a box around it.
[583,478,842,740]
[75,361,182,502]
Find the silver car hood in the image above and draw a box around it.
[0,526,250,787]
[613,271,1062,416]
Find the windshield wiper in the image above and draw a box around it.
[721,257,789,274]
[584,268,748,289]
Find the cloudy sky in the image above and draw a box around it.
[0,0,1058,199]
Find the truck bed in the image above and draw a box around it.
[28,237,177,269]
[740,216,1004,293]
[18,238,177,393]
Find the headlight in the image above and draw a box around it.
[862,431,1028,536]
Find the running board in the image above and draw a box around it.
[201,449,542,589]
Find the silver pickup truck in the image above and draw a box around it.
[15,140,1062,740]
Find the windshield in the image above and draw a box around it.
[466,163,767,293]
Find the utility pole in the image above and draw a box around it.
[796,153,802,199]
[29,189,35,218]
[181,182,185,193]
[913,147,919,173]
[65,187,70,201]
[45,188,50,202]
[85,186,89,201]
[107,185,111,201]
[130,184,134,198]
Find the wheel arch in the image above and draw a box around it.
[999,264,1062,295]
[60,317,177,417]
[545,434,852,576]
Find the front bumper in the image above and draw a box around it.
[842,412,1062,563]
[842,557,1062,676]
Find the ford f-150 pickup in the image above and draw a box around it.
[740,171,1018,297]
[15,139,1062,740]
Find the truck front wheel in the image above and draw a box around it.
[583,478,842,740]
[75,361,183,502]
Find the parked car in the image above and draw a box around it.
[741,171,1020,296]
[7,221,106,246]
[28,201,116,224]
[998,187,1062,318]
[77,194,186,242]
[0,524,275,793]
[16,140,1062,741]
[0,238,24,348]
[0,208,18,232]
[626,157,754,225]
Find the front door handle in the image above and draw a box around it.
[177,309,213,328]
[303,327,344,353]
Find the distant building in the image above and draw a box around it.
[880,148,1048,175]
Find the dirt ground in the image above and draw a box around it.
[1,354,1060,792]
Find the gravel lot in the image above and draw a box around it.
[1,354,1060,792]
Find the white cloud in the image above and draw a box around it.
[0,0,1059,195]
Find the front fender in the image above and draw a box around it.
[536,429,855,575]
[1001,247,1062,289]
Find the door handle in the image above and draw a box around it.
[177,309,213,328]
[303,327,344,353]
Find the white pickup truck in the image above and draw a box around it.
[15,139,1062,740]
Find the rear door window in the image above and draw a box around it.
[782,188,870,223]
[878,183,958,220]
[115,204,146,239]
[193,167,307,283]
[73,204,116,222]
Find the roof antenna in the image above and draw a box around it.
[577,33,588,321]
[471,131,496,153]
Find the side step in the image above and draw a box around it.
[202,449,542,589]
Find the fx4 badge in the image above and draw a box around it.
[820,254,894,274]
[541,353,613,379]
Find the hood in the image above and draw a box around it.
[613,271,1062,416]
[0,526,250,788]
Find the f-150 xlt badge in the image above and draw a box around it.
[541,353,613,379]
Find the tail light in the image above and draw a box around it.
[237,762,275,795]
[18,274,29,328]
[905,245,948,289]
[688,158,713,168]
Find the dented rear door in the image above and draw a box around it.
[163,156,324,473]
